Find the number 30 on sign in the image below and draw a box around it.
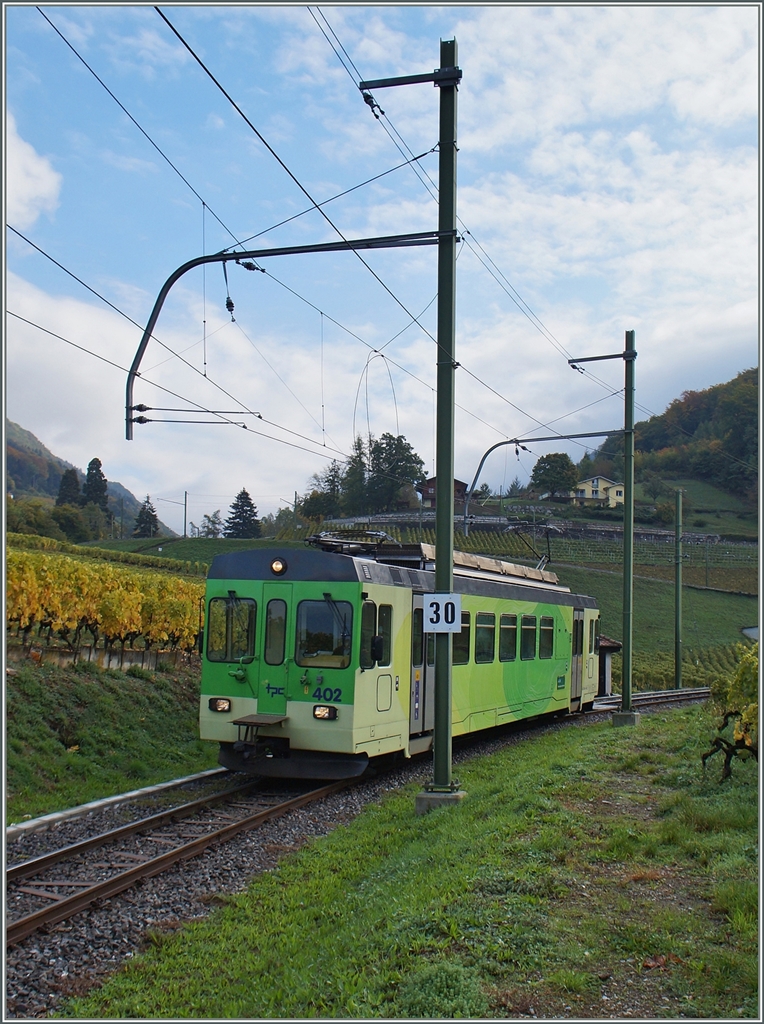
[426,594,462,632]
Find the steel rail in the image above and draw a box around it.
[594,687,710,710]
[7,779,349,946]
[7,778,262,883]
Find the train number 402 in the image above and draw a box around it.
[426,594,462,633]
[313,686,342,702]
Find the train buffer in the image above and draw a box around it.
[232,714,288,745]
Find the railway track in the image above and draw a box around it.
[6,777,350,947]
[593,686,711,711]
[6,687,709,948]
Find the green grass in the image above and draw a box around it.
[58,704,758,1020]
[5,660,217,823]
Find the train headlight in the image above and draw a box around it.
[209,698,232,712]
[270,558,287,575]
[313,705,338,721]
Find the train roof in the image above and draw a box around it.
[208,544,597,610]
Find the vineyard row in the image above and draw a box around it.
[7,550,205,652]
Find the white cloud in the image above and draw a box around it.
[101,151,159,175]
[6,112,62,228]
[103,26,190,81]
[452,5,758,150]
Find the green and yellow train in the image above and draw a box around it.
[199,536,601,778]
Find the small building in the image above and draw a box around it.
[598,635,623,697]
[417,477,468,509]
[571,476,625,508]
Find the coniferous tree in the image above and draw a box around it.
[341,436,369,516]
[133,495,160,538]
[224,489,261,538]
[56,467,82,507]
[82,458,109,512]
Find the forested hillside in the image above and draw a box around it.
[5,420,173,537]
[586,368,757,500]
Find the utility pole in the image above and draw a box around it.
[567,331,638,727]
[357,40,464,811]
[675,488,682,689]
[616,330,638,725]
[183,491,188,539]
[426,37,464,807]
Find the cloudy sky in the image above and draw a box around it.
[5,4,759,533]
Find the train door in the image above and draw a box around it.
[410,594,435,735]
[258,583,292,716]
[570,608,585,711]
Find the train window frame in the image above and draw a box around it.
[474,611,496,664]
[539,615,554,660]
[453,611,471,665]
[264,598,287,666]
[378,605,393,667]
[295,599,353,669]
[520,614,537,661]
[206,596,256,663]
[412,606,424,667]
[360,601,376,670]
[499,613,517,662]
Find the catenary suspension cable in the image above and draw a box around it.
[6,311,352,462]
[221,149,437,253]
[38,3,565,451]
[310,6,646,406]
[36,5,246,252]
[8,226,264,427]
[307,7,618,427]
[154,6,441,349]
[33,11,451,436]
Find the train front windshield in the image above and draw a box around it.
[295,599,352,669]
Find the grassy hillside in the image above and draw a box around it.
[6,659,216,824]
[85,536,306,562]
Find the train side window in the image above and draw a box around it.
[264,599,287,665]
[426,633,435,666]
[378,605,393,666]
[588,618,596,655]
[520,614,537,660]
[360,601,376,670]
[207,596,256,663]
[296,599,352,669]
[412,607,424,666]
[499,613,517,661]
[475,611,495,664]
[539,616,554,659]
[453,611,471,665]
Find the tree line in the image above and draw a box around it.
[300,433,426,520]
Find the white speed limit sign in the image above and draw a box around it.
[425,594,462,633]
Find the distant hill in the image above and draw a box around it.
[5,419,176,537]
[587,368,758,502]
